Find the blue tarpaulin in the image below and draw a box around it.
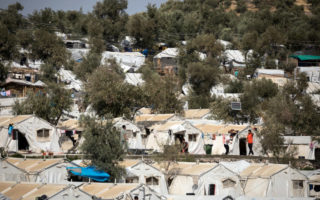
[67,166,110,182]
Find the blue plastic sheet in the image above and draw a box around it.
[67,166,110,182]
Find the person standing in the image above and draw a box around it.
[223,134,230,155]
[120,125,128,151]
[247,130,254,155]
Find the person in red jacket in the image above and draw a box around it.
[247,130,254,155]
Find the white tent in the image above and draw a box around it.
[113,118,144,150]
[154,48,179,59]
[284,136,315,160]
[57,68,83,91]
[68,48,90,62]
[146,121,205,155]
[101,51,145,72]
[224,50,246,68]
[125,73,145,86]
[124,161,168,194]
[240,163,309,198]
[0,115,61,153]
[1,158,79,183]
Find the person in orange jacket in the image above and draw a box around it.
[247,130,254,155]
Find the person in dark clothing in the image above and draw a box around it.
[181,138,189,153]
[134,196,139,200]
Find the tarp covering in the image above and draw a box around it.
[101,51,145,72]
[290,54,320,61]
[125,73,145,86]
[67,166,110,182]
[57,68,83,91]
[154,48,179,59]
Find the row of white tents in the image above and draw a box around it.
[0,111,317,161]
[1,157,319,199]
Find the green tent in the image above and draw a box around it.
[290,55,320,61]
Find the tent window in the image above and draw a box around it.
[146,177,159,186]
[208,184,215,195]
[314,185,320,192]
[188,134,197,142]
[223,179,236,188]
[293,180,304,189]
[126,177,139,183]
[37,129,50,138]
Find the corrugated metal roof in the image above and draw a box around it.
[184,109,210,119]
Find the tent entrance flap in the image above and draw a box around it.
[67,166,110,182]
[17,131,29,151]
[239,138,247,155]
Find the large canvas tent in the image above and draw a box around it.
[146,121,205,154]
[121,160,168,194]
[168,161,250,197]
[1,158,79,183]
[113,118,144,150]
[0,115,61,153]
[240,163,308,198]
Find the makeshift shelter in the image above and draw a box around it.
[223,50,246,68]
[121,160,168,194]
[0,115,61,153]
[57,68,83,91]
[290,54,320,67]
[284,136,315,160]
[68,48,90,62]
[154,48,179,75]
[3,158,79,183]
[184,109,211,120]
[254,69,285,78]
[1,78,46,97]
[113,118,144,150]
[146,121,205,154]
[240,163,308,198]
[296,67,320,83]
[125,73,145,86]
[57,119,83,153]
[101,51,145,72]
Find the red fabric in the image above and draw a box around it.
[247,133,253,144]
